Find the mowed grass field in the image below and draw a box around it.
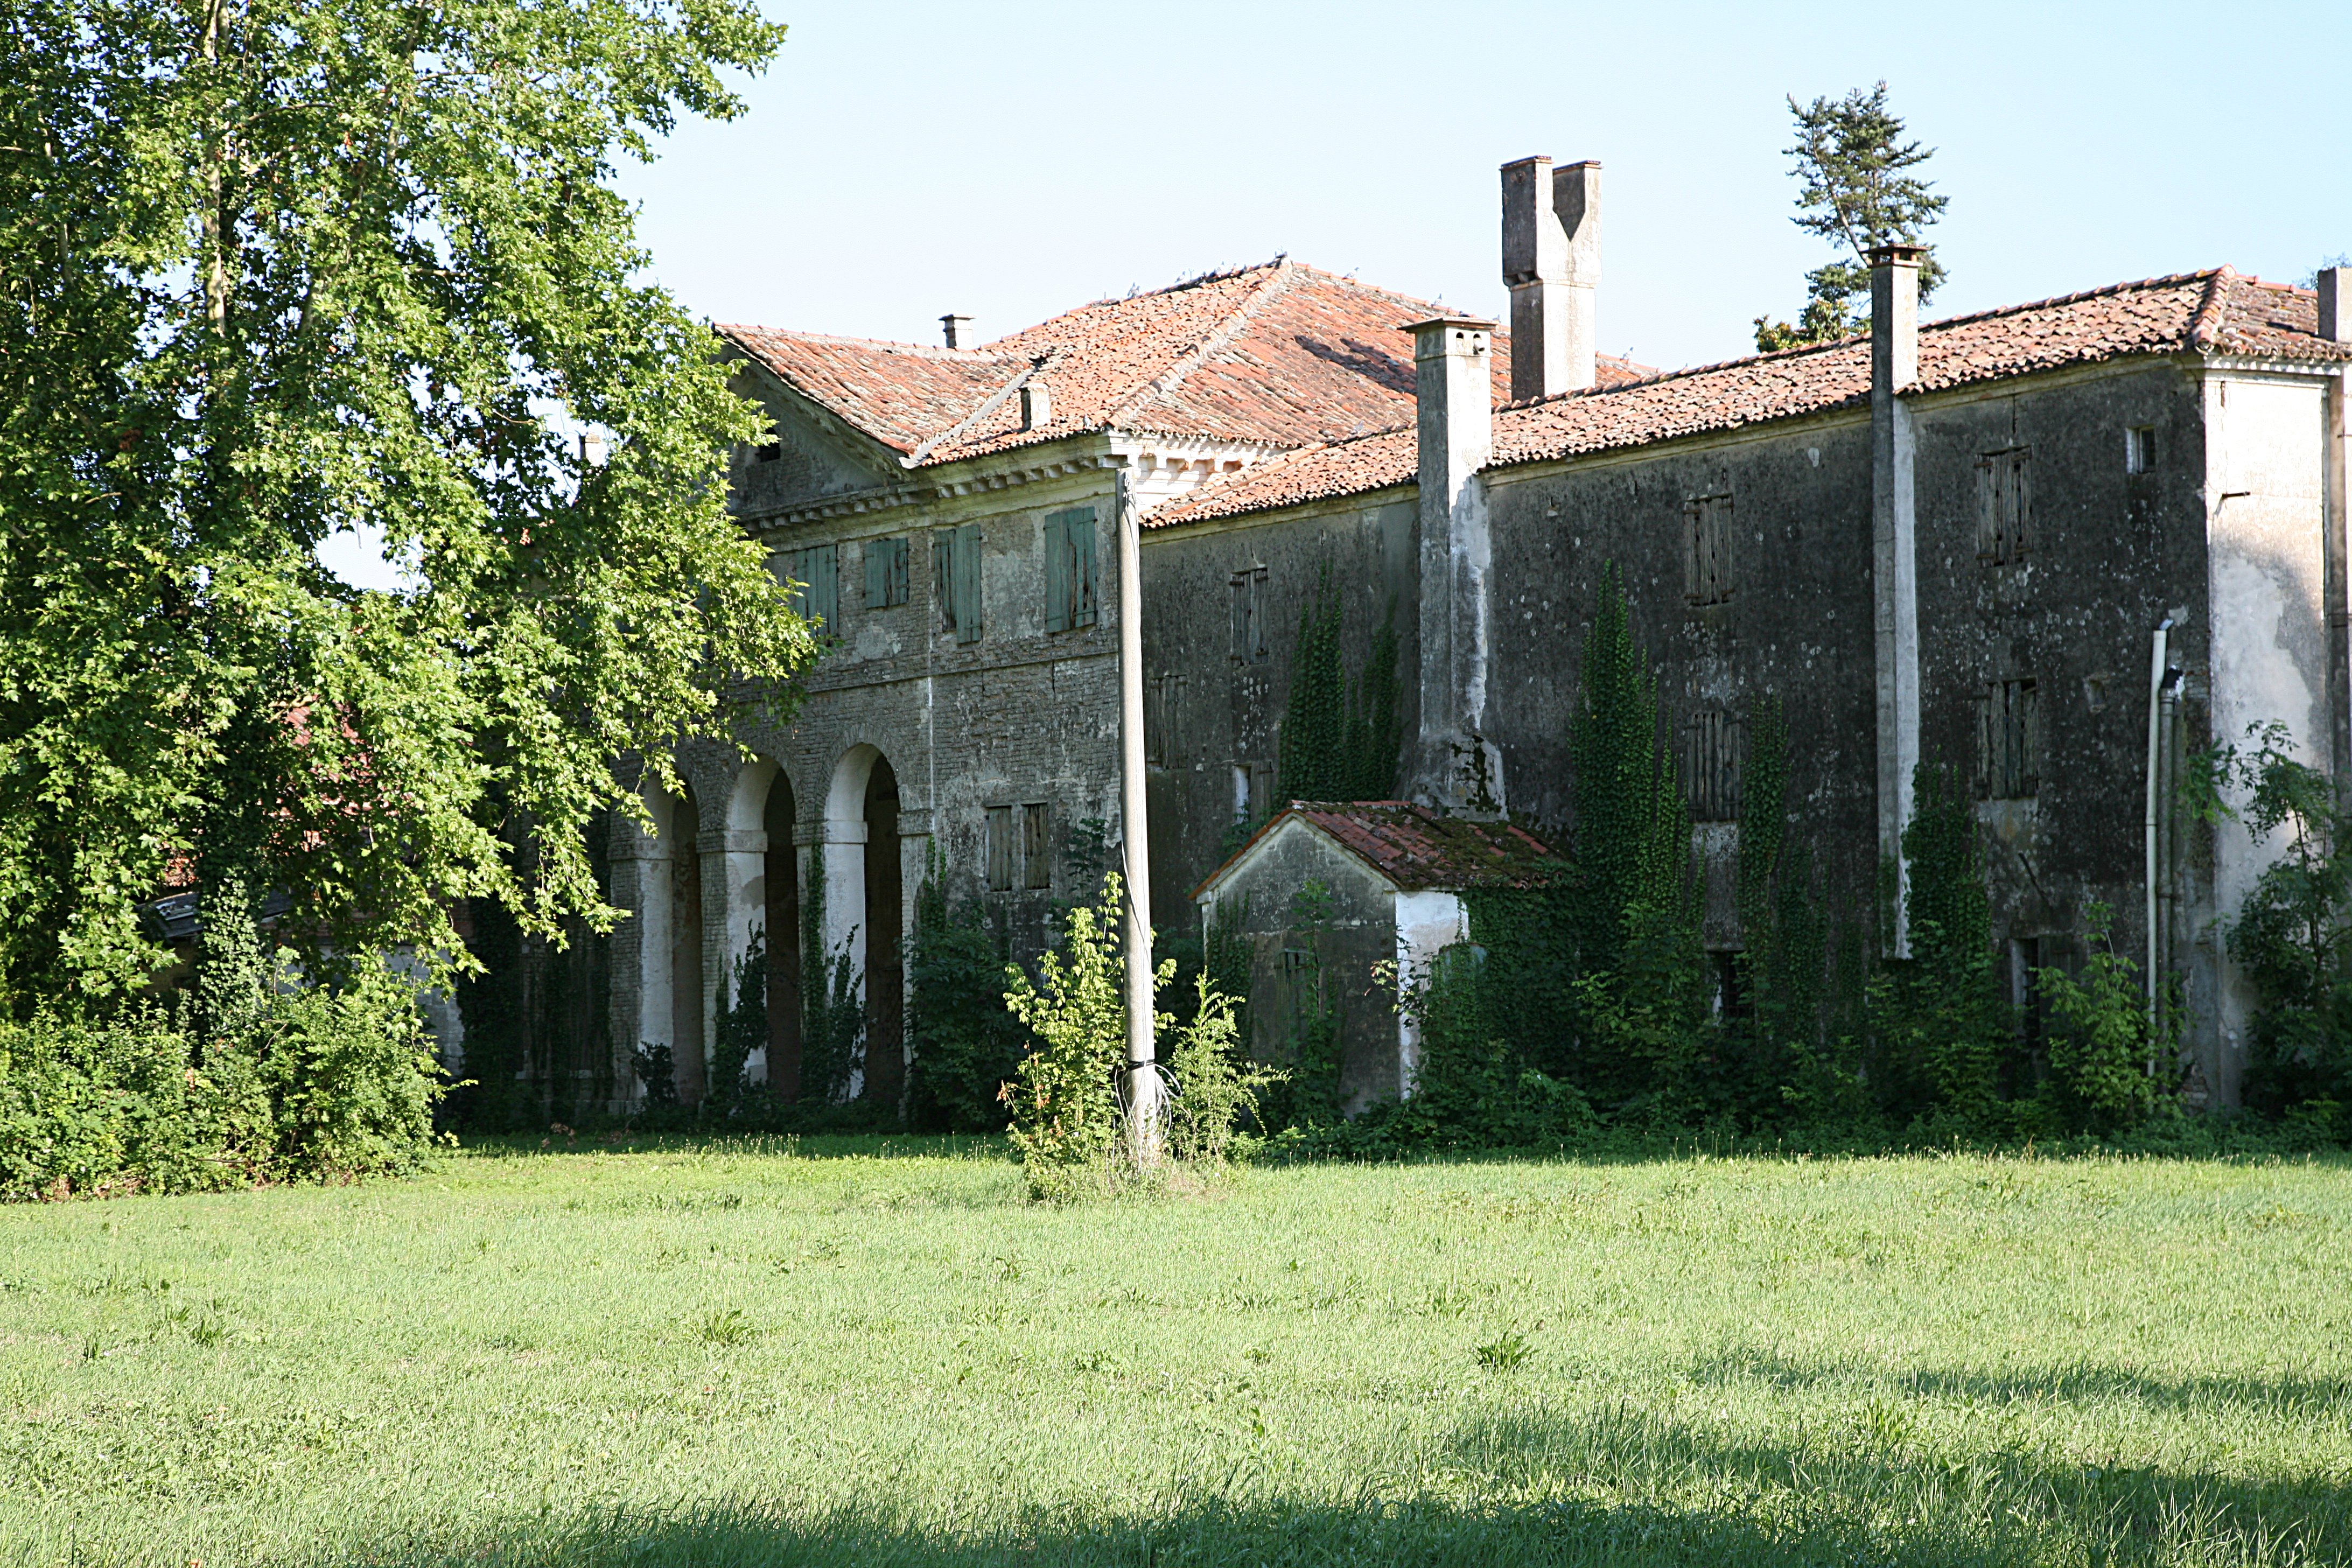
[2,1139,2349,1567]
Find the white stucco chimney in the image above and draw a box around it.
[1410,313,1503,815]
[2320,268,2349,343]
[1020,379,1051,430]
[1500,156,1600,401]
[941,314,973,349]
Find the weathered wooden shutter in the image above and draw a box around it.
[1683,500,1704,601]
[984,805,1012,891]
[1043,513,1070,633]
[934,530,956,632]
[1070,507,1098,627]
[807,544,838,633]
[866,537,888,608]
[2009,451,2033,558]
[1021,802,1051,889]
[953,524,982,642]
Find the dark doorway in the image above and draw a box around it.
[669,780,705,1107]
[763,772,803,1100]
[863,755,904,1109]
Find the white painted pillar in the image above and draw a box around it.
[1870,244,1923,957]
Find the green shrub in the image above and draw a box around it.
[0,888,444,1200]
[1164,971,1278,1165]
[906,865,1032,1133]
[1001,876,1157,1199]
[2037,903,2166,1132]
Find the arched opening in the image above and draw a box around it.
[862,755,904,1108]
[763,773,803,1099]
[668,778,706,1107]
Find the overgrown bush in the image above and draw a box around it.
[2038,904,2167,1132]
[1164,972,1279,1164]
[0,888,444,1200]
[1001,876,1150,1199]
[906,862,1032,1133]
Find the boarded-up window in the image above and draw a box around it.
[1683,709,1741,823]
[1145,675,1183,767]
[788,544,838,636]
[1976,449,2032,563]
[864,536,909,608]
[935,524,982,643]
[984,805,1014,891]
[1978,678,2040,799]
[1684,495,1734,605]
[1021,803,1051,890]
[1230,566,1269,662]
[1042,508,1099,632]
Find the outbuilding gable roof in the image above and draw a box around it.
[718,260,1649,469]
[1194,801,1571,903]
[1149,268,2352,527]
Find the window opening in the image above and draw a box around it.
[984,806,1015,892]
[1683,709,1741,823]
[788,544,838,638]
[1684,494,1734,606]
[1042,508,1099,632]
[935,524,983,643]
[1145,675,1183,768]
[1230,566,1270,662]
[1021,803,1051,890]
[864,536,909,608]
[2125,426,2155,476]
[1978,677,2040,799]
[1976,447,2033,563]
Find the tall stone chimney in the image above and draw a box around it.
[940,314,973,349]
[1870,244,1923,954]
[1410,314,1503,815]
[1500,156,1600,401]
[2321,267,2349,343]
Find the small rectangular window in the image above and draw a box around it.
[755,440,782,463]
[1683,495,1734,606]
[1021,803,1051,890]
[2125,426,2155,475]
[864,536,909,608]
[1978,677,2040,799]
[1976,448,2033,563]
[1229,566,1270,662]
[984,805,1014,892]
[1231,762,1275,825]
[1042,508,1099,633]
[1145,675,1182,768]
[936,525,982,643]
[788,544,839,636]
[1683,709,1741,823]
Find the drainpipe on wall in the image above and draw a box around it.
[2144,616,2174,1039]
[1114,466,1164,1158]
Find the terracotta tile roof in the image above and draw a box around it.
[718,260,1648,469]
[1150,269,2352,527]
[1195,800,1571,901]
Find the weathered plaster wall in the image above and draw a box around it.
[2201,370,2331,1102]
[1139,493,1420,922]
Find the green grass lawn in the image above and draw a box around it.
[2,1137,2348,1567]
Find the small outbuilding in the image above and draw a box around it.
[1192,802,1572,1112]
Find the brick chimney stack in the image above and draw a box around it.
[1500,156,1600,401]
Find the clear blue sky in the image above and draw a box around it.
[618,0,2352,374]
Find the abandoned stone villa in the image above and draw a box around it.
[467,157,2352,1115]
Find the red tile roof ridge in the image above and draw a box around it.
[1106,259,1306,426]
[717,323,1011,363]
[2188,265,2240,351]
[904,353,1051,467]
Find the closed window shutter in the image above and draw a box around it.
[1044,513,1070,633]
[809,544,838,633]
[954,524,982,642]
[1071,508,1097,627]
[865,538,886,608]
[934,530,955,631]
[888,537,909,605]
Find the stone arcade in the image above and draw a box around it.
[500,158,2352,1115]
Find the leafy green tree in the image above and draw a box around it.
[0,0,811,1011]
[1754,81,1949,351]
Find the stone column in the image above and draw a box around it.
[1870,244,1923,956]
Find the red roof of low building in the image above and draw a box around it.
[1194,800,1572,902]
[1150,268,2352,527]
[718,260,1649,468]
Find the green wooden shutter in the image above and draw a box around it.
[1070,507,1098,627]
[934,530,955,632]
[808,544,838,633]
[1044,513,1070,633]
[954,524,982,642]
[865,537,887,608]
